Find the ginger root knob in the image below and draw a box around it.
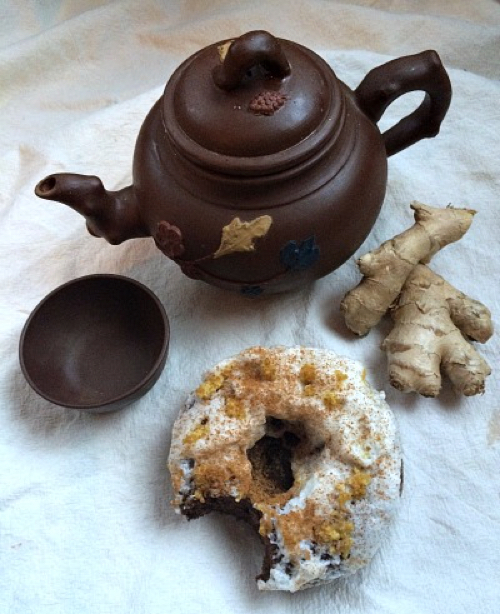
[383,265,492,397]
[341,201,493,397]
[341,202,476,336]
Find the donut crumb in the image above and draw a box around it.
[323,390,345,409]
[225,398,246,419]
[300,364,316,384]
[183,422,210,445]
[196,373,225,400]
[260,356,277,381]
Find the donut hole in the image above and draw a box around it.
[247,417,304,496]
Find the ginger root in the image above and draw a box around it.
[341,202,476,336]
[383,265,492,396]
[341,202,493,396]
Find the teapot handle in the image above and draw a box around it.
[212,30,291,91]
[355,51,451,157]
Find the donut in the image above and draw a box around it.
[168,346,402,592]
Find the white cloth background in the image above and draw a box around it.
[1,1,499,613]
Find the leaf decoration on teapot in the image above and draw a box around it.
[213,215,273,259]
[280,236,320,271]
[240,284,264,297]
[154,221,185,259]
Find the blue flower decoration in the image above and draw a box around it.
[241,285,264,297]
[280,236,320,271]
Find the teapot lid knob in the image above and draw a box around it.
[212,31,291,91]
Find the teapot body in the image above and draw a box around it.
[134,85,387,294]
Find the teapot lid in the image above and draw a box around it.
[162,31,342,175]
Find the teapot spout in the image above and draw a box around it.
[35,173,148,244]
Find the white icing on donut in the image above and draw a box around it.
[168,346,401,592]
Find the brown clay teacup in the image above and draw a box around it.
[19,274,169,413]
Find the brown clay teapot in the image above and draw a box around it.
[35,31,451,295]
